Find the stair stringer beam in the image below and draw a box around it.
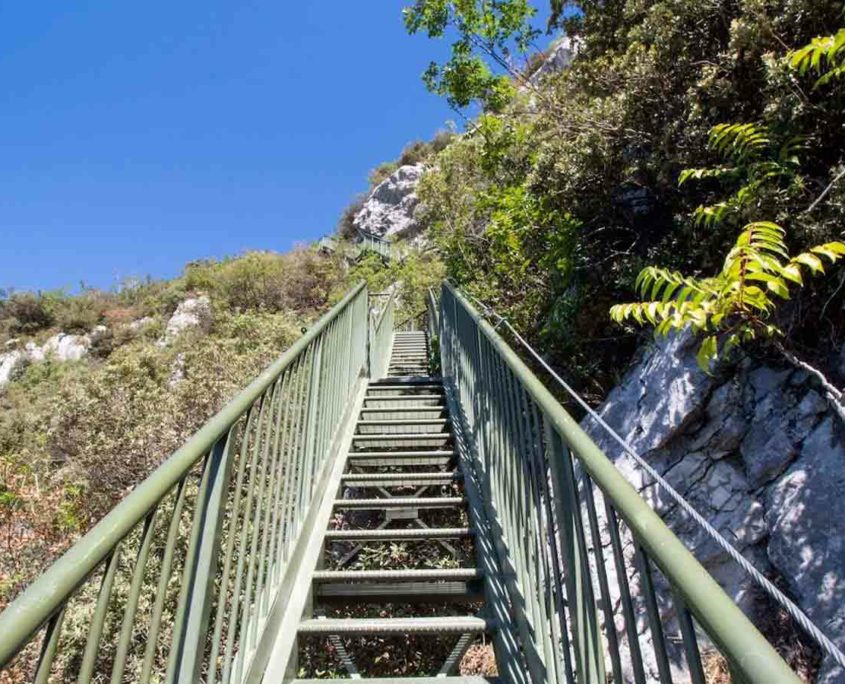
[245,378,368,684]
[443,379,533,684]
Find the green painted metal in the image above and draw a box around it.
[439,280,800,684]
[357,230,397,260]
[0,281,369,682]
[0,275,806,683]
[369,289,396,380]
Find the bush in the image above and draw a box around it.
[3,293,54,333]
[337,195,366,239]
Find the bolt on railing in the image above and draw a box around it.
[0,282,369,684]
[439,281,799,684]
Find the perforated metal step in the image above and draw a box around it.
[324,527,473,541]
[298,616,492,635]
[333,497,465,509]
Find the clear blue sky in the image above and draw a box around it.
[0,2,471,293]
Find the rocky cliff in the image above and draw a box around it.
[353,163,424,240]
[583,333,844,682]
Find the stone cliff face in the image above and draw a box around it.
[583,333,844,682]
[353,164,424,240]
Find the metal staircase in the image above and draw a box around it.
[0,281,801,684]
[292,332,495,680]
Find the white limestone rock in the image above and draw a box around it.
[353,164,424,239]
[42,333,91,362]
[529,36,575,85]
[160,296,212,346]
[0,350,29,388]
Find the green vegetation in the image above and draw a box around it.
[0,247,353,607]
[405,0,845,400]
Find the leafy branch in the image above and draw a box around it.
[610,221,845,370]
[679,123,804,228]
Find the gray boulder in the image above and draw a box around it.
[529,36,575,85]
[582,331,844,682]
[160,296,212,346]
[0,350,29,388]
[353,164,424,239]
[42,332,91,361]
[767,418,845,683]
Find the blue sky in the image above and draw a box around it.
[0,2,550,293]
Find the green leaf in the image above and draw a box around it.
[696,335,718,372]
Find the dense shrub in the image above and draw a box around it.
[2,293,54,333]
[410,0,845,396]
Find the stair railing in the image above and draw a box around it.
[439,281,798,684]
[356,229,395,261]
[0,281,370,684]
[368,288,395,380]
[426,287,440,340]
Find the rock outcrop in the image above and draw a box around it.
[529,36,575,85]
[583,333,845,682]
[0,332,94,388]
[353,164,424,239]
[159,296,212,346]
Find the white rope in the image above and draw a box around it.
[463,290,845,669]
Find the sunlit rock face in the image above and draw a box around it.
[353,164,424,240]
[159,295,212,346]
[583,332,845,682]
[528,36,575,85]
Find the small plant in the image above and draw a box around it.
[679,123,804,228]
[610,222,845,369]
[789,25,845,88]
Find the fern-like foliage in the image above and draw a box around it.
[610,222,845,369]
[789,28,845,88]
[679,124,802,228]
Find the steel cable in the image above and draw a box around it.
[462,290,845,670]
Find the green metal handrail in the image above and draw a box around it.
[0,282,369,683]
[426,287,440,340]
[356,230,395,260]
[439,281,798,684]
[369,289,395,380]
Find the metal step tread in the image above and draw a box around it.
[341,472,462,484]
[353,433,452,441]
[317,580,483,602]
[298,616,492,635]
[333,496,465,509]
[325,527,473,540]
[357,419,450,425]
[347,450,455,457]
[364,394,444,400]
[312,568,483,581]
[369,378,443,387]
[292,678,497,683]
[359,406,447,413]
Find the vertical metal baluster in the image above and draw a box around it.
[208,416,250,684]
[581,475,624,683]
[532,403,576,684]
[256,376,288,619]
[267,368,296,587]
[546,422,606,684]
[603,502,647,684]
[672,589,706,684]
[110,507,160,684]
[236,390,275,670]
[223,400,266,684]
[634,545,673,683]
[168,429,238,684]
[33,608,65,684]
[518,386,560,684]
[140,478,189,682]
[78,547,122,684]
[280,355,310,562]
